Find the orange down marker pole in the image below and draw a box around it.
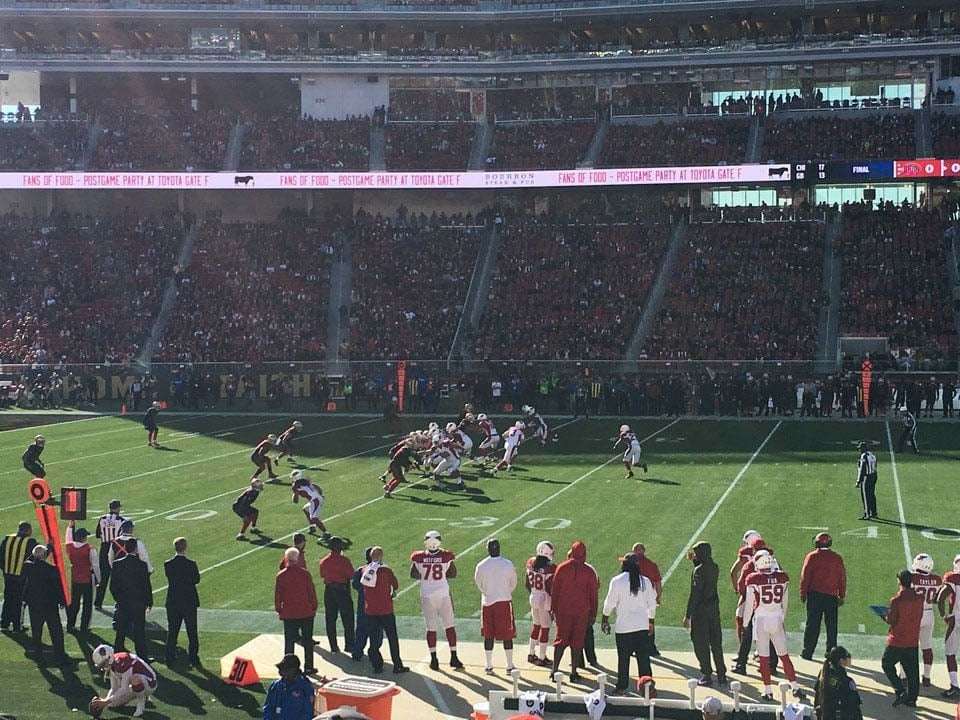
[28,479,71,606]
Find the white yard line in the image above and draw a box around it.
[0,414,208,453]
[135,440,398,524]
[0,417,276,477]
[884,421,913,566]
[154,472,430,597]
[0,417,379,513]
[414,654,454,718]
[395,418,681,600]
[662,420,782,585]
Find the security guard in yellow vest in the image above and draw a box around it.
[1,522,39,631]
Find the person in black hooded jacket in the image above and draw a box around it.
[683,541,726,686]
[814,645,863,720]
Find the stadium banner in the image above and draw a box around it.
[893,158,960,179]
[0,163,789,191]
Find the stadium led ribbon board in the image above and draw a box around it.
[3,164,790,190]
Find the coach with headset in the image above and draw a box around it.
[800,533,846,661]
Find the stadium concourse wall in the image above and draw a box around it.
[4,360,957,415]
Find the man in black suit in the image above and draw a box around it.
[111,538,153,659]
[22,545,73,666]
[163,537,201,667]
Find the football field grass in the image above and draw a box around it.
[0,410,958,719]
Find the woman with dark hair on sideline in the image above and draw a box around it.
[601,553,657,695]
[814,645,863,720]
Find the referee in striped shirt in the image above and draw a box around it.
[855,442,878,520]
[94,499,125,609]
[1,521,38,631]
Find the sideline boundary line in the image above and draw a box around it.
[884,421,913,566]
[662,420,782,585]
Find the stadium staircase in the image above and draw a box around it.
[223,119,244,171]
[468,119,493,171]
[325,228,353,374]
[916,106,933,157]
[814,215,843,373]
[578,112,609,168]
[746,114,764,162]
[368,123,386,170]
[137,220,200,367]
[621,219,687,367]
[945,224,960,342]
[80,119,101,169]
[447,221,501,367]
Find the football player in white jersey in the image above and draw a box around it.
[291,470,331,543]
[911,552,942,686]
[472,413,500,466]
[937,554,960,697]
[742,552,803,701]
[410,531,464,670]
[525,541,556,666]
[613,424,648,478]
[431,425,465,489]
[492,422,525,476]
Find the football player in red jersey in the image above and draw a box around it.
[911,553,942,686]
[526,541,556,666]
[742,552,803,701]
[410,531,463,670]
[937,554,960,697]
[472,413,501,466]
[91,644,158,718]
[251,434,280,482]
[381,436,422,497]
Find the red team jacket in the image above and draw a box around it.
[886,588,924,647]
[550,542,598,619]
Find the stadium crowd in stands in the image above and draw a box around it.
[92,107,231,170]
[763,113,915,162]
[385,122,474,170]
[471,213,672,360]
[240,113,370,170]
[0,118,86,171]
[488,121,594,169]
[836,202,956,357]
[348,210,484,360]
[156,212,336,362]
[0,211,184,365]
[648,220,825,361]
[600,118,748,167]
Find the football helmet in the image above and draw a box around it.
[521,405,531,414]
[465,413,475,423]
[35,435,45,447]
[913,553,934,574]
[477,413,488,422]
[742,529,761,544]
[527,406,537,416]
[445,422,458,433]
[536,541,554,561]
[290,469,304,483]
[754,551,775,573]
[251,479,264,491]
[424,530,442,552]
[428,422,439,432]
[267,433,279,444]
[292,421,303,430]
[464,403,474,412]
[619,425,630,433]
[515,421,525,429]
[152,401,162,409]
[954,554,960,574]
[92,644,115,669]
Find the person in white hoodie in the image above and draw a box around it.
[601,553,658,695]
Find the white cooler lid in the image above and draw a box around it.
[321,676,397,698]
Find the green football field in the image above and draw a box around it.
[0,410,958,719]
